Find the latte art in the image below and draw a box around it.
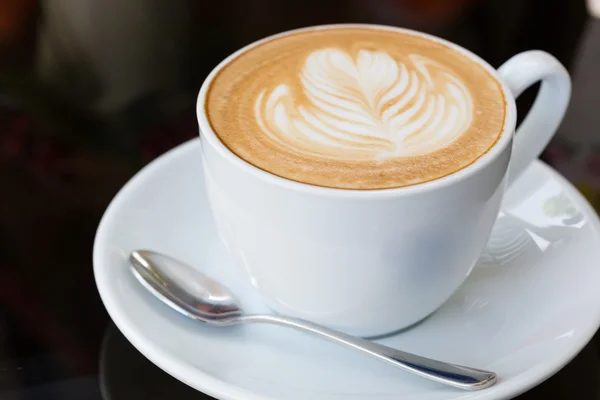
[255,49,473,160]
[206,27,506,189]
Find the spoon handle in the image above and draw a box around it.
[240,314,496,391]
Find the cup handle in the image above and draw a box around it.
[497,50,571,186]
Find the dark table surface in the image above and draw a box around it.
[2,0,600,398]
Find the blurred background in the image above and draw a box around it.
[1,0,599,398]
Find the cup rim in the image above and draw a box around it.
[196,23,517,198]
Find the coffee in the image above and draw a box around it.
[206,26,506,189]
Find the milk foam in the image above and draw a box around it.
[255,48,473,160]
[206,27,506,190]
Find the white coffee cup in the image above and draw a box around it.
[196,24,571,337]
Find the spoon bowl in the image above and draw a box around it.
[130,250,243,322]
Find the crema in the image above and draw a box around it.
[206,27,506,189]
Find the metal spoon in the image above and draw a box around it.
[129,250,497,391]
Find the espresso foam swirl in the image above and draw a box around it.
[206,27,506,189]
[255,49,473,160]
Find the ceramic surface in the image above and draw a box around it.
[94,139,600,400]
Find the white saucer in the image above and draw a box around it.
[94,139,600,400]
